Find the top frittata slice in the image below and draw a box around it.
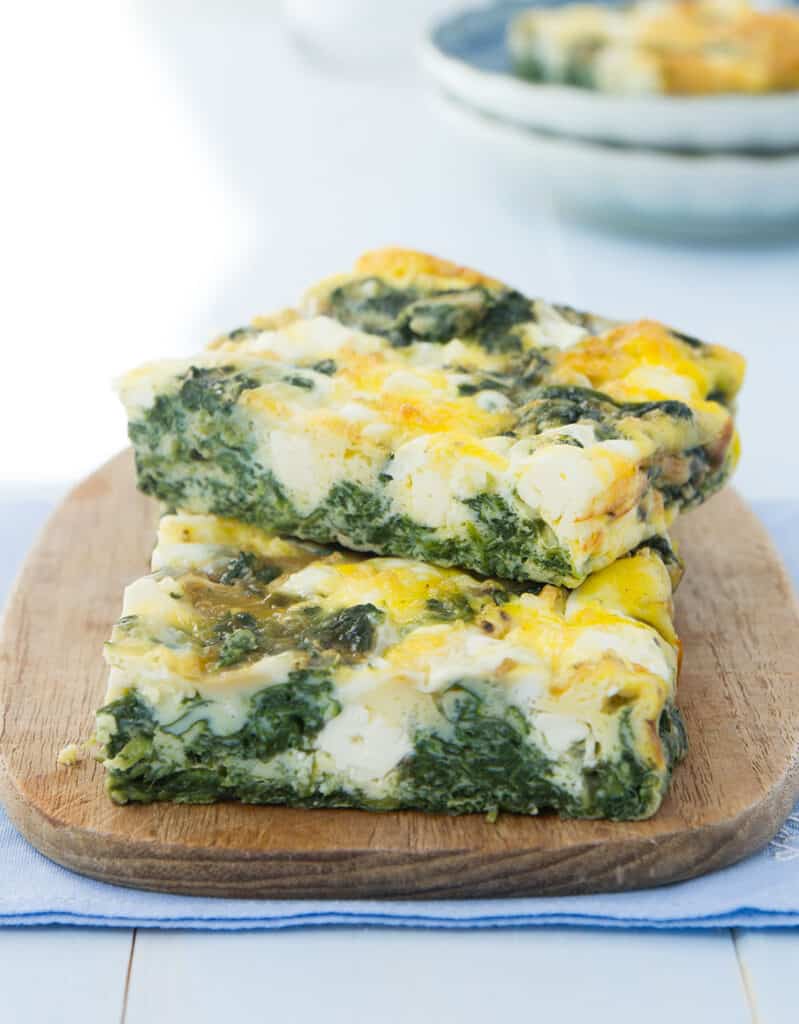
[119,248,744,586]
[508,0,799,95]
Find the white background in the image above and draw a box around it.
[1,2,798,1021]
[1,0,797,496]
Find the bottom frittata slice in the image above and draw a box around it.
[95,514,687,819]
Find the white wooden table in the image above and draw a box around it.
[2,2,798,1020]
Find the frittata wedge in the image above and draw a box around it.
[508,0,799,96]
[119,248,744,586]
[95,513,686,819]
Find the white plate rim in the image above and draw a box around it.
[431,89,799,230]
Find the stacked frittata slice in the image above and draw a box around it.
[98,514,685,818]
[119,248,742,587]
[95,248,745,819]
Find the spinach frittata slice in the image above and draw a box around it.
[118,247,744,586]
[508,0,799,95]
[96,513,686,819]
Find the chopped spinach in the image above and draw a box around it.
[512,54,547,82]
[669,328,704,350]
[562,40,605,87]
[216,550,281,589]
[516,385,622,435]
[324,279,535,353]
[400,687,685,819]
[129,364,298,529]
[178,365,260,415]
[463,492,573,581]
[186,670,339,761]
[99,672,340,804]
[228,326,253,341]
[101,692,157,758]
[649,445,724,509]
[468,289,533,353]
[282,374,314,390]
[425,594,477,622]
[633,535,681,573]
[622,399,693,421]
[326,277,416,339]
[550,302,598,329]
[292,481,574,584]
[455,349,550,402]
[311,359,337,376]
[401,288,489,342]
[658,702,688,767]
[194,599,385,672]
[583,707,686,820]
[400,685,562,816]
[212,612,262,668]
[313,603,384,655]
[517,385,693,437]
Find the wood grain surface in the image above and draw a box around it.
[1,451,798,900]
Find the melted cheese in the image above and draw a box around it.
[278,557,480,627]
[550,320,741,404]
[315,706,413,787]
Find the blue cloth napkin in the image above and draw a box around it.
[0,497,797,930]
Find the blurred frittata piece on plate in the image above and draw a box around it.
[118,248,744,587]
[96,512,685,819]
[508,0,799,95]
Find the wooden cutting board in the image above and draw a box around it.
[1,451,798,900]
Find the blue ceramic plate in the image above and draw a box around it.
[420,2,799,151]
